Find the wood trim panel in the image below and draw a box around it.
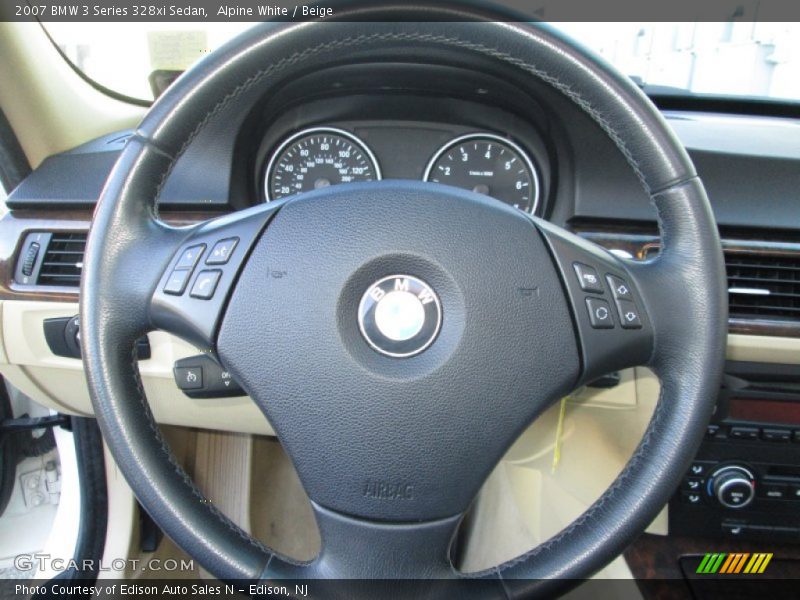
[624,533,800,597]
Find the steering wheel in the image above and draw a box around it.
[80,4,727,597]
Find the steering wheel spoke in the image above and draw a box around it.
[535,219,655,384]
[149,204,279,350]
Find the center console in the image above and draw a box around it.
[670,361,800,543]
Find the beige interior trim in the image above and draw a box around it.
[0,22,143,169]
[460,366,663,574]
[727,333,800,364]
[0,300,274,435]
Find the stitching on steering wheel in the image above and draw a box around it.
[126,347,276,559]
[490,384,669,576]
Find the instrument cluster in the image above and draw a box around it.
[263,125,543,215]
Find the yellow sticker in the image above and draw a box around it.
[147,30,209,71]
[551,397,568,474]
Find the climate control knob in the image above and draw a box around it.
[711,465,755,509]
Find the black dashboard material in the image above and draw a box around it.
[7,98,800,236]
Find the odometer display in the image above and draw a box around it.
[266,127,381,201]
[423,133,540,213]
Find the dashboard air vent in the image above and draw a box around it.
[726,251,800,321]
[37,232,87,287]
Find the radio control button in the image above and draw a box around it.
[729,426,759,441]
[761,428,791,442]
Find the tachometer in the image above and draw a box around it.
[423,133,540,214]
[265,127,381,201]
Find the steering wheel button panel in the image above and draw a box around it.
[206,237,239,265]
[190,270,223,300]
[150,204,280,350]
[573,262,603,293]
[175,244,206,270]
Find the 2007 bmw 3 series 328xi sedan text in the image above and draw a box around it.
[0,1,799,599]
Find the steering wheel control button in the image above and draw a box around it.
[206,238,239,265]
[573,262,603,293]
[615,299,643,329]
[606,274,633,300]
[175,244,205,270]
[174,366,203,390]
[358,275,442,358]
[585,298,614,329]
[174,355,244,398]
[164,269,191,295]
[190,270,222,300]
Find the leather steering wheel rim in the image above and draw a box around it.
[81,4,727,596]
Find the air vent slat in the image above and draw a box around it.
[725,249,800,322]
[37,232,86,287]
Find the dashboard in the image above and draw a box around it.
[1,52,800,587]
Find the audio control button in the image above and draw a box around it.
[729,426,759,441]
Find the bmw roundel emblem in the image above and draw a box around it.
[358,275,442,358]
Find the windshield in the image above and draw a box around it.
[45,21,800,103]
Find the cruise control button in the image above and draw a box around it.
[606,275,633,300]
[615,299,642,329]
[174,366,203,390]
[164,269,191,295]
[206,238,239,265]
[586,298,614,328]
[573,263,603,293]
[190,270,222,300]
[175,244,205,270]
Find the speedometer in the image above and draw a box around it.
[423,133,540,214]
[265,127,381,201]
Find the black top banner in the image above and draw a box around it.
[2,0,800,22]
